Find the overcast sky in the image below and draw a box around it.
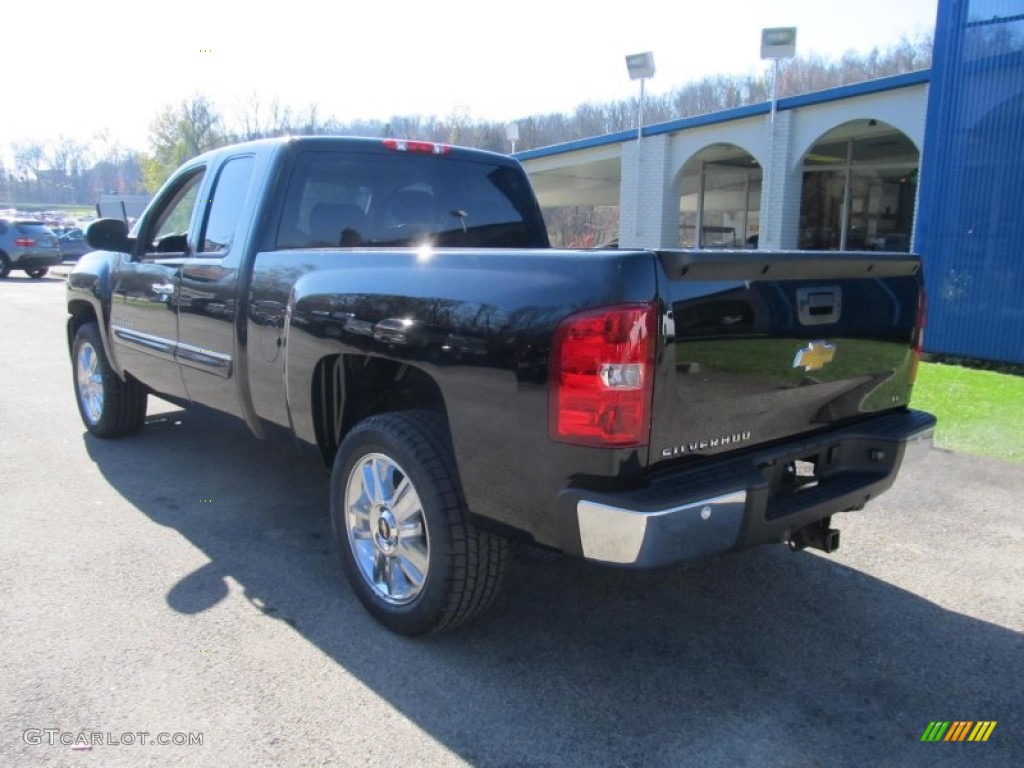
[6,0,937,157]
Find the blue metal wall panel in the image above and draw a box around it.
[916,0,1024,363]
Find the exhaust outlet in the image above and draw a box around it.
[788,519,841,554]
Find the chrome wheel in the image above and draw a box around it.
[332,411,508,634]
[344,453,429,604]
[76,341,104,425]
[71,322,147,438]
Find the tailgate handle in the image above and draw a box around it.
[797,286,841,326]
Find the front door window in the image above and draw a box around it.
[143,170,205,256]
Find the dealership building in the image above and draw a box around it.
[517,0,1023,364]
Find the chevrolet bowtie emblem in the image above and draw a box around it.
[793,340,836,372]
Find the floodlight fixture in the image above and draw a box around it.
[760,27,797,60]
[625,51,656,81]
[506,122,520,154]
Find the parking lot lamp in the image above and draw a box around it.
[625,52,656,140]
[506,122,520,154]
[625,52,655,241]
[760,27,797,248]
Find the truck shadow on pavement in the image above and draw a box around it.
[85,404,1023,767]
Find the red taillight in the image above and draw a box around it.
[909,287,926,384]
[382,139,451,155]
[14,237,35,247]
[549,304,657,447]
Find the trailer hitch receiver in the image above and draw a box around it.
[788,518,841,554]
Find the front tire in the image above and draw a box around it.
[25,268,48,278]
[72,322,148,437]
[331,410,508,635]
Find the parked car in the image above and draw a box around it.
[67,136,934,636]
[0,218,62,278]
[57,227,91,261]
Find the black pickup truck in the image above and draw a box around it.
[67,136,935,635]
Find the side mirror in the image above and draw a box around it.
[86,218,133,253]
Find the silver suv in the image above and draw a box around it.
[0,218,62,278]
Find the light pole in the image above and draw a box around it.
[760,27,796,249]
[625,51,655,242]
[506,122,519,155]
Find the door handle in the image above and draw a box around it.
[796,286,841,326]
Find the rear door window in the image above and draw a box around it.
[199,155,255,255]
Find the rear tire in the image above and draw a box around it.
[25,268,48,278]
[0,253,10,279]
[72,322,148,437]
[331,410,508,635]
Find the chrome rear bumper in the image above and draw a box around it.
[563,409,936,567]
[577,491,747,565]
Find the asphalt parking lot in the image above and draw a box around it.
[1,272,1022,767]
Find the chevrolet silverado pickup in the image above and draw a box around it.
[67,136,935,635]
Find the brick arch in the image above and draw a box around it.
[670,131,766,191]
[795,118,922,169]
[791,89,927,173]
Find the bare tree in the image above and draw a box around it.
[444,105,473,145]
[43,136,92,203]
[235,92,275,140]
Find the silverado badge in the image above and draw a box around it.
[793,340,836,372]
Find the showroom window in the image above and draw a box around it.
[800,124,919,251]
[679,145,762,248]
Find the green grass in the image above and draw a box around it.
[911,362,1024,463]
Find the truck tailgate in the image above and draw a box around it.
[649,250,923,467]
